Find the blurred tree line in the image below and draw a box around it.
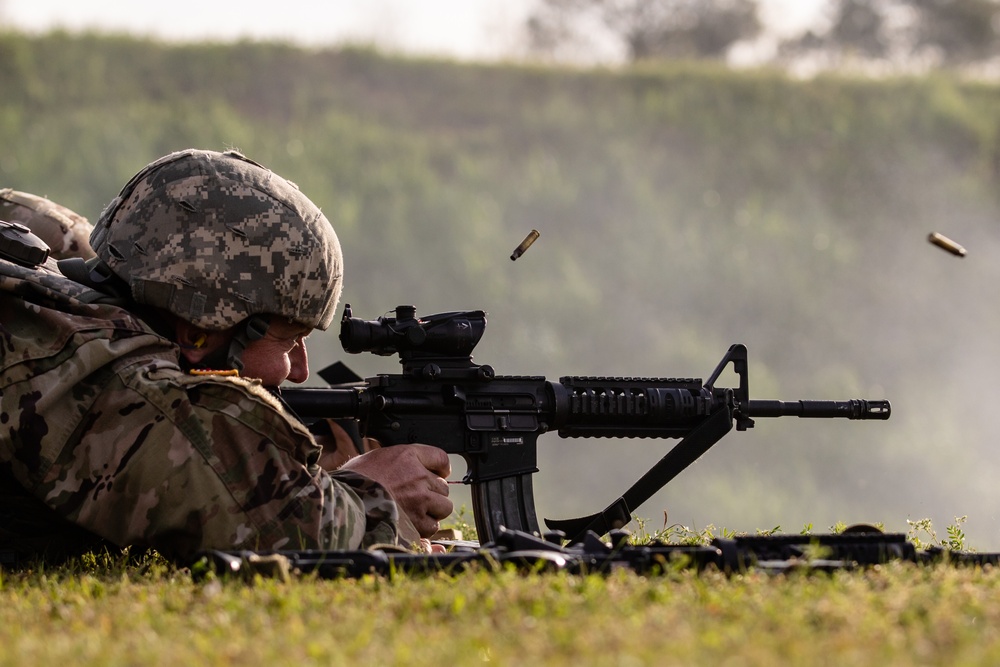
[527,0,762,61]
[527,0,1000,72]
[4,31,1000,543]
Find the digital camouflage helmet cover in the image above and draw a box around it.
[0,188,95,260]
[90,149,343,333]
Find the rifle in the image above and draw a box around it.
[195,525,999,580]
[281,305,891,544]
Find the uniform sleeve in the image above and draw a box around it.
[17,359,401,558]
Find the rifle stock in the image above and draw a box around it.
[281,305,891,544]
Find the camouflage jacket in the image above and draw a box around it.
[0,257,400,559]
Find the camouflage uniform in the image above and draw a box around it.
[0,150,402,560]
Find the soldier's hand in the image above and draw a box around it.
[314,420,378,470]
[340,444,453,538]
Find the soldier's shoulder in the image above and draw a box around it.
[137,363,307,433]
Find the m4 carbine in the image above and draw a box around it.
[281,305,890,544]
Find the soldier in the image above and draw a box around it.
[0,149,452,562]
[0,188,96,260]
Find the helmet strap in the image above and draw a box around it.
[57,256,132,305]
[226,315,270,374]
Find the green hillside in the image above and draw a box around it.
[4,31,1000,545]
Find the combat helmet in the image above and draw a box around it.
[89,149,343,370]
[0,189,96,260]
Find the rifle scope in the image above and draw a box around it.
[339,304,487,360]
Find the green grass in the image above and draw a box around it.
[4,559,1000,665]
[2,519,999,666]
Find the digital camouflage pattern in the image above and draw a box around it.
[89,149,343,332]
[0,257,400,559]
[0,189,95,260]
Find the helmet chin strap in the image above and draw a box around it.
[226,315,270,374]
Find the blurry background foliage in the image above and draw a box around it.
[4,29,1000,545]
[527,0,1000,74]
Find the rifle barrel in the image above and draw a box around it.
[747,399,890,420]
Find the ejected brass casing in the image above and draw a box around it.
[510,229,540,261]
[928,232,966,257]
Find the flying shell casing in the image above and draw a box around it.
[928,232,966,257]
[510,229,540,261]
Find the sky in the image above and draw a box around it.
[0,0,826,62]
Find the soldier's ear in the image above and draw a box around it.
[174,320,231,363]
